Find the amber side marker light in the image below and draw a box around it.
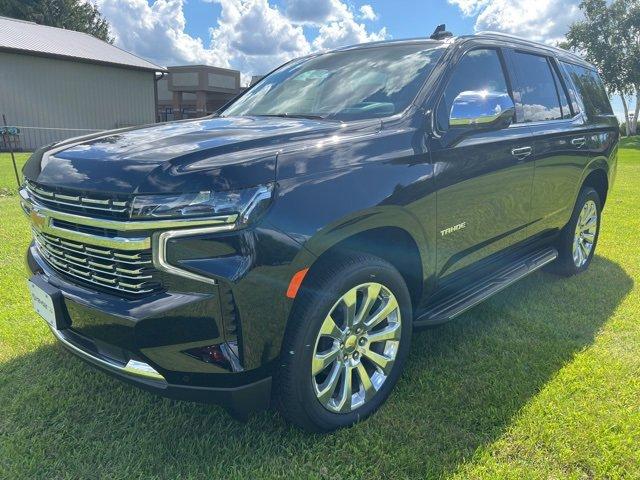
[286,268,309,299]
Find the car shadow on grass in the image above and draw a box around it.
[0,256,633,479]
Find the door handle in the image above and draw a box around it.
[511,146,533,160]
[571,137,587,148]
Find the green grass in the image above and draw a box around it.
[0,152,25,199]
[1,142,639,479]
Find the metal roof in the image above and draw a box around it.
[0,16,166,72]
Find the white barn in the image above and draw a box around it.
[0,16,166,151]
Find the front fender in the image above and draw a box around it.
[302,205,432,280]
[269,156,437,332]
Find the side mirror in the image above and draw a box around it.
[449,91,515,130]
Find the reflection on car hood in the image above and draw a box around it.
[23,116,343,194]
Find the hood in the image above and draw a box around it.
[23,116,344,195]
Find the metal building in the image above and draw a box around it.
[156,65,242,121]
[0,16,166,151]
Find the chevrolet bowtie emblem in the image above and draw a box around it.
[30,208,48,231]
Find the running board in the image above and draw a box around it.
[414,247,558,327]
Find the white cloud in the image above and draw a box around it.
[96,0,228,67]
[448,0,582,44]
[302,0,387,51]
[284,0,337,23]
[313,21,387,51]
[209,0,311,76]
[359,4,378,21]
[97,0,387,82]
[283,0,387,50]
[448,0,488,16]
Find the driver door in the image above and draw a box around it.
[429,47,535,279]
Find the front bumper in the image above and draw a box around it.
[46,323,271,415]
[20,176,314,416]
[27,246,273,415]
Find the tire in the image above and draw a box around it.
[276,253,412,432]
[548,186,602,277]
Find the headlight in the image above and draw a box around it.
[131,183,274,225]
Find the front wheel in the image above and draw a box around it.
[549,186,602,276]
[276,253,412,432]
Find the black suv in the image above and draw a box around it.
[22,32,618,432]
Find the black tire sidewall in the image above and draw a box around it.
[281,256,412,432]
[558,187,602,275]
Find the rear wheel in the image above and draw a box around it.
[549,186,601,276]
[277,253,412,432]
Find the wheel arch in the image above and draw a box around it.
[298,207,434,311]
[581,166,609,207]
[574,155,610,207]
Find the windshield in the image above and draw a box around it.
[221,43,446,121]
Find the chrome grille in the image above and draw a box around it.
[33,230,161,295]
[22,181,236,297]
[25,181,129,218]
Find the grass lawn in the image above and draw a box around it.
[0,140,638,479]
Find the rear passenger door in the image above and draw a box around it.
[430,47,535,279]
[505,49,593,238]
[562,62,620,191]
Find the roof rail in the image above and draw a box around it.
[475,31,556,49]
[473,31,588,64]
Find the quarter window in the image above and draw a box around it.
[511,52,563,122]
[562,63,613,118]
[437,48,510,131]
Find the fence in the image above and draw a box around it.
[0,124,109,152]
[0,111,214,152]
[157,106,213,123]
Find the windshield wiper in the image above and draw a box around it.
[257,113,327,120]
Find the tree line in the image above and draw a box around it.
[563,0,640,136]
[0,0,112,43]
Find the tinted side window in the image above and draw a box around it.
[437,48,509,130]
[563,63,613,118]
[549,62,572,119]
[511,52,562,122]
[558,63,582,114]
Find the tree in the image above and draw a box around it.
[562,0,640,135]
[0,0,113,43]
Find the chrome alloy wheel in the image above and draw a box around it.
[311,282,402,413]
[573,199,598,268]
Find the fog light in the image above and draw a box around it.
[184,343,241,371]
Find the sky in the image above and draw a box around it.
[93,0,628,120]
